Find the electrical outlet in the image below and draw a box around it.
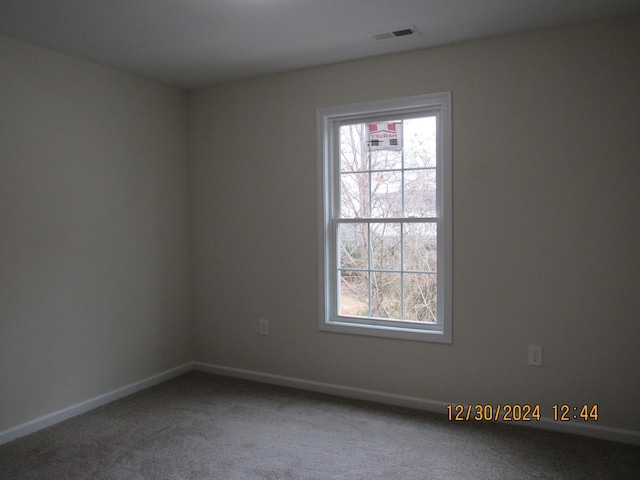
[528,345,542,366]
[259,318,269,335]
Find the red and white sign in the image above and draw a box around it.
[367,122,402,150]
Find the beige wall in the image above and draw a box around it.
[188,15,640,431]
[0,36,192,431]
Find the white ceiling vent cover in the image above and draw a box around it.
[372,26,419,40]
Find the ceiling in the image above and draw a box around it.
[1,0,639,89]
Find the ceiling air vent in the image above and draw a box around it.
[372,26,419,41]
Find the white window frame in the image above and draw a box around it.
[317,93,452,343]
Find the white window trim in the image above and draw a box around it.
[317,93,452,343]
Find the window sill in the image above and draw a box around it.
[320,318,452,343]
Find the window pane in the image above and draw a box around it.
[339,271,369,317]
[340,172,369,218]
[404,117,437,169]
[367,121,402,159]
[370,149,402,170]
[403,223,437,272]
[404,273,437,323]
[340,124,367,172]
[404,169,436,217]
[339,223,368,270]
[371,170,402,218]
[370,222,401,271]
[371,272,401,319]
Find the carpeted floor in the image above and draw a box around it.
[1,371,639,479]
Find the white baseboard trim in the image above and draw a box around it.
[3,362,639,447]
[0,363,193,446]
[193,362,640,446]
[512,414,640,445]
[193,361,449,412]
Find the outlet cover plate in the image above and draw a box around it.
[528,345,542,366]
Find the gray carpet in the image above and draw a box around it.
[1,371,639,479]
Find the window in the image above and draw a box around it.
[317,93,452,342]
